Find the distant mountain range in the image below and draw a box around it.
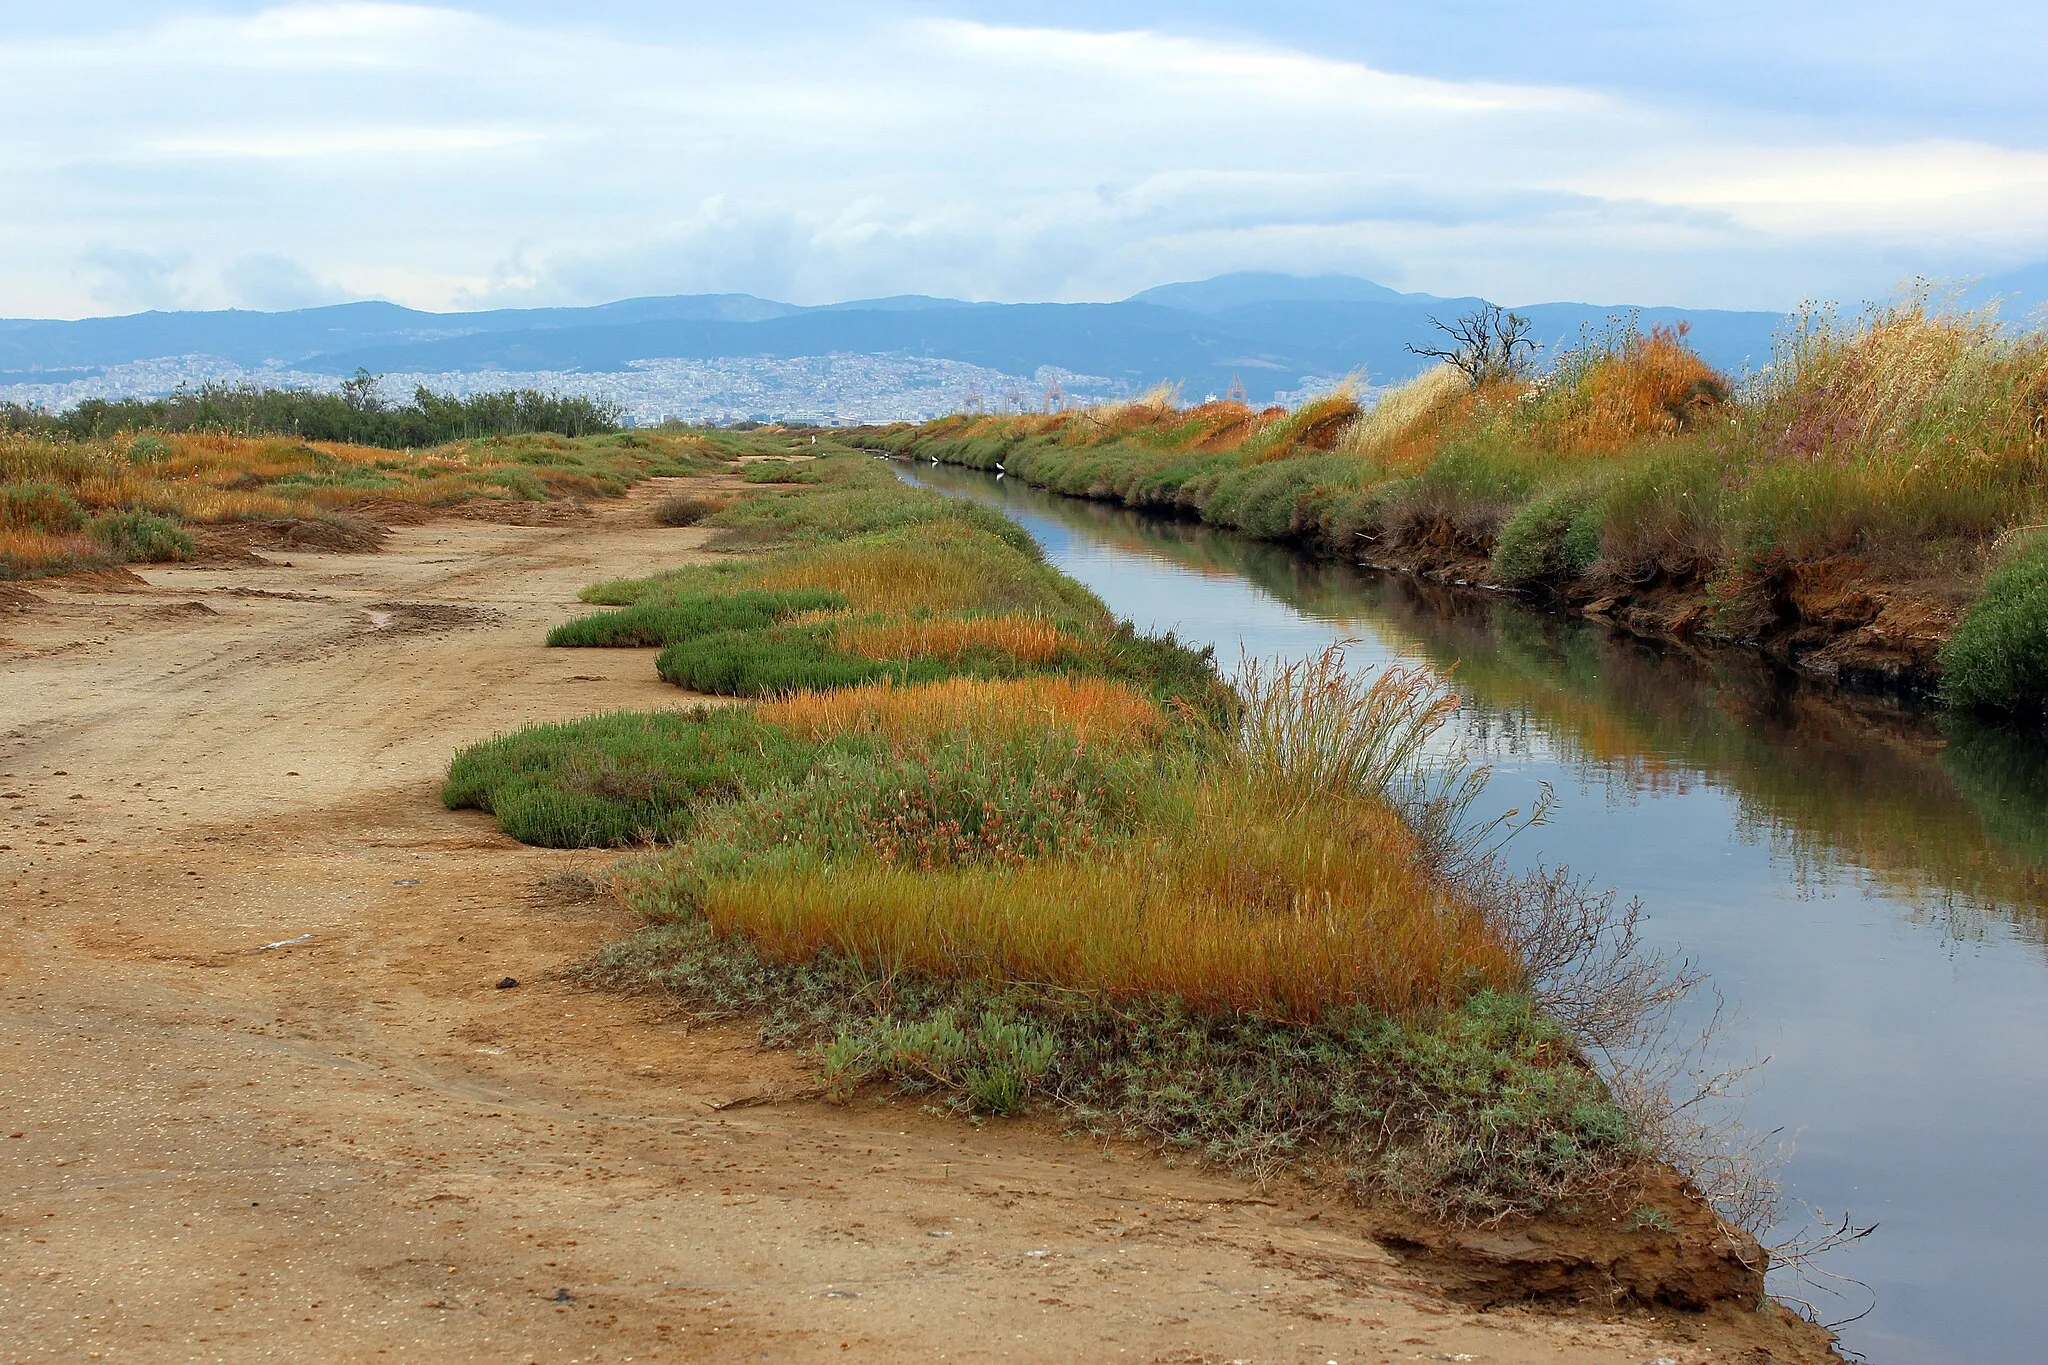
[0,272,1803,406]
[6,265,2043,420]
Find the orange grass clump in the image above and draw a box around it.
[836,613,1082,665]
[0,527,98,576]
[1540,324,1729,455]
[756,675,1166,749]
[754,525,1073,615]
[757,542,982,613]
[698,776,1518,1020]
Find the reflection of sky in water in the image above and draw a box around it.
[903,464,2048,1365]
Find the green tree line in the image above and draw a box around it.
[2,369,621,447]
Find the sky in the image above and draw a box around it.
[4,1,2046,319]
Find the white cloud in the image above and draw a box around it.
[1563,140,2048,240]
[1,4,2043,318]
[919,20,1606,116]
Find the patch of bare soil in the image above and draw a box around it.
[0,476,1834,1362]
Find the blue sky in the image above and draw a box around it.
[5,2,2045,318]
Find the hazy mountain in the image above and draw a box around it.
[1969,263,2048,322]
[0,293,798,373]
[1128,271,1411,311]
[0,274,1789,406]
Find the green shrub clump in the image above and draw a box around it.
[441,707,870,847]
[1,481,86,533]
[1491,487,1603,586]
[684,734,1151,879]
[89,511,194,563]
[655,626,941,696]
[548,588,844,648]
[1943,531,2048,714]
[654,492,724,526]
[585,921,1636,1217]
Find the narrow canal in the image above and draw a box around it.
[900,460,2048,1364]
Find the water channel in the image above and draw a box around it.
[899,460,2048,1364]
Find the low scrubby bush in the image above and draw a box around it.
[741,460,823,484]
[686,733,1151,878]
[654,492,724,526]
[1492,487,1603,585]
[1,481,85,533]
[1942,531,2048,713]
[548,588,843,648]
[442,707,867,847]
[88,511,193,563]
[588,916,1632,1217]
[655,626,928,696]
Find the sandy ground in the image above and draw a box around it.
[1,480,1820,1363]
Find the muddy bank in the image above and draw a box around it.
[1355,527,1964,698]
[883,444,1962,699]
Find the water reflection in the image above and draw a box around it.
[916,463,2048,942]
[902,461,2048,1364]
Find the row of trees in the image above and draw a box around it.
[2,369,620,448]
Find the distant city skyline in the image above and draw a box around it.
[5,3,2045,320]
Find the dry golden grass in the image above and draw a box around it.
[699,774,1517,1019]
[1249,384,1363,462]
[753,523,1075,616]
[757,542,984,613]
[0,527,95,573]
[835,613,1083,665]
[757,675,1166,749]
[1536,324,1730,455]
[1067,382,1184,441]
[1338,364,1469,467]
[713,648,1515,1020]
[1178,399,1263,450]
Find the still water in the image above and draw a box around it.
[901,462,2048,1364]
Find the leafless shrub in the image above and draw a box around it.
[654,492,723,526]
[1406,303,1539,388]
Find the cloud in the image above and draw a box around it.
[1563,140,2048,241]
[1,4,2043,318]
[78,246,192,312]
[220,253,354,310]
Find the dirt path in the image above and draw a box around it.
[1,480,1820,1363]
